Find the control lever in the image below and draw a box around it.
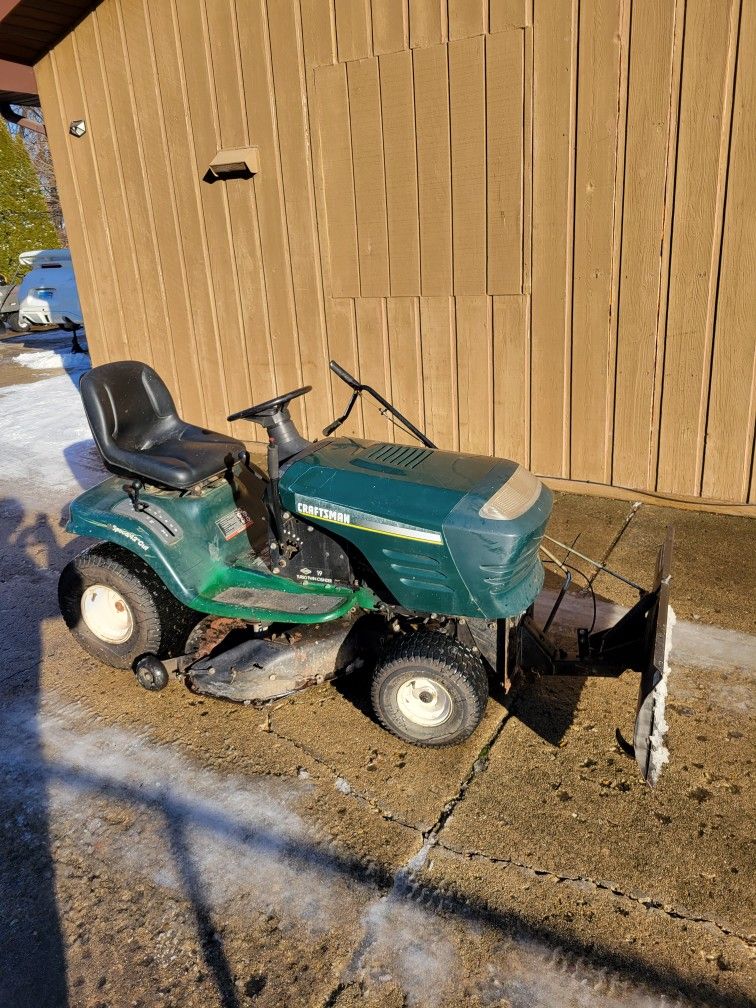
[329,360,361,390]
[322,389,360,437]
[124,480,146,512]
[122,482,177,538]
[324,360,437,448]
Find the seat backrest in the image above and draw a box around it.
[80,360,179,460]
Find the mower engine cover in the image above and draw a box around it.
[281,439,552,619]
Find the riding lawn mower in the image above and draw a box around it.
[59,360,674,785]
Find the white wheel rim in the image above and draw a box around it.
[396,676,452,727]
[81,584,134,644]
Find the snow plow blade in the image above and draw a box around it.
[520,525,676,785]
[629,527,675,785]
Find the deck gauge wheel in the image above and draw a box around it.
[133,654,170,691]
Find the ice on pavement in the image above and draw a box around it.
[0,371,103,504]
[1,693,697,1008]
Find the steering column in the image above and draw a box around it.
[227,385,312,546]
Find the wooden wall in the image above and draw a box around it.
[35,0,756,508]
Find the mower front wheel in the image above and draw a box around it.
[371,632,488,747]
[58,544,198,670]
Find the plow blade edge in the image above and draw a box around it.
[631,527,675,785]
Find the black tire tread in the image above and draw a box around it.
[90,544,200,653]
[58,543,199,668]
[371,630,488,747]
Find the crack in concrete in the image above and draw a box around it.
[316,707,514,1008]
[321,980,349,1008]
[9,674,752,1006]
[432,839,756,947]
[418,708,515,850]
[264,714,426,835]
[268,701,518,857]
[299,690,753,1008]
[0,665,46,696]
[22,679,755,959]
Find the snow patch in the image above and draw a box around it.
[646,605,676,786]
[12,348,90,373]
[356,895,455,1006]
[0,373,104,503]
[1,697,353,933]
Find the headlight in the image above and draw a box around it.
[479,465,542,520]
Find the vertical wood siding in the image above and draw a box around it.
[37,0,756,508]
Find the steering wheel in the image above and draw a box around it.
[227,385,311,422]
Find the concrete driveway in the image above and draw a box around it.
[0,332,753,1008]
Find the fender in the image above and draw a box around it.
[66,475,370,624]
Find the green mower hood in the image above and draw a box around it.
[281,439,553,620]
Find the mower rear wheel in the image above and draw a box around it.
[58,544,199,670]
[371,632,488,747]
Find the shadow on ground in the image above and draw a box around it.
[0,499,70,1008]
[0,487,752,1007]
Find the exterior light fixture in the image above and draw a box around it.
[205,146,260,180]
[69,119,86,137]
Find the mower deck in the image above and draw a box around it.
[185,613,385,703]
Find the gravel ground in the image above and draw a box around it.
[0,330,754,1008]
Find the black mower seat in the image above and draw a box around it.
[80,360,244,490]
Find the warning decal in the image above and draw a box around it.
[216,509,254,541]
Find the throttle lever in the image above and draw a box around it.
[123,481,146,512]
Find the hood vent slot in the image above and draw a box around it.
[355,443,433,471]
